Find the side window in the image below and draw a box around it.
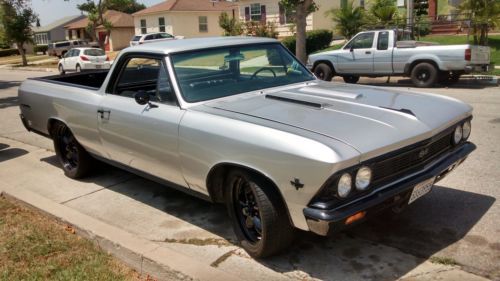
[145,35,154,41]
[353,32,374,49]
[113,57,175,104]
[377,32,389,50]
[73,49,80,56]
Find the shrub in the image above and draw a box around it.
[0,48,19,57]
[34,44,48,54]
[245,21,278,38]
[282,29,333,55]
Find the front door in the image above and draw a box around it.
[335,32,375,74]
[98,32,110,51]
[97,55,186,186]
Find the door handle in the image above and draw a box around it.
[365,51,372,54]
[97,109,111,120]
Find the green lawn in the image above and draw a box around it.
[0,55,52,65]
[0,197,139,281]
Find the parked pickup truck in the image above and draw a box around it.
[308,29,491,87]
[19,37,476,257]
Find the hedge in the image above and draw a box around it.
[0,48,19,57]
[282,30,333,55]
[34,44,48,54]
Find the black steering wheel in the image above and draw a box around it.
[250,67,277,79]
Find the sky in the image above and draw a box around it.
[31,0,164,25]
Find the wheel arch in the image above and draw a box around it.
[47,117,70,137]
[205,162,294,224]
[405,59,440,75]
[313,59,336,73]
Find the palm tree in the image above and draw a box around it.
[327,1,366,39]
[459,0,500,45]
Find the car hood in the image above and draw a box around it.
[202,81,472,159]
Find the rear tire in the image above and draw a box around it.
[58,64,65,75]
[313,63,333,81]
[225,169,294,258]
[410,62,438,88]
[51,122,93,179]
[343,75,360,84]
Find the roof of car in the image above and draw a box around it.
[124,36,279,55]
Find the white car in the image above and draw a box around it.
[129,32,182,46]
[58,48,111,74]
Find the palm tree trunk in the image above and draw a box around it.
[295,0,313,64]
[18,42,27,66]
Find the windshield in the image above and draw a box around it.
[170,43,314,103]
[83,48,105,56]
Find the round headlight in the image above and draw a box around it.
[355,166,372,191]
[462,121,471,140]
[337,173,352,198]
[453,126,463,144]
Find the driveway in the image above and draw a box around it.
[0,70,498,280]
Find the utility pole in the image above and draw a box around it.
[407,0,414,38]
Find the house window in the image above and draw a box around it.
[199,16,208,32]
[159,17,165,32]
[140,19,147,34]
[250,3,261,21]
[279,3,295,25]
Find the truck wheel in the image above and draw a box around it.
[225,169,294,258]
[313,63,333,81]
[411,63,438,88]
[343,75,360,84]
[76,64,82,73]
[51,123,93,179]
[58,64,65,75]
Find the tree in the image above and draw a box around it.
[219,11,243,36]
[327,1,366,39]
[413,0,428,39]
[279,0,317,63]
[0,0,38,66]
[459,0,500,45]
[75,0,110,47]
[368,0,399,27]
[106,0,145,14]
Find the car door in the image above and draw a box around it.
[97,54,186,186]
[335,32,375,74]
[69,49,80,70]
[62,49,73,69]
[373,31,394,74]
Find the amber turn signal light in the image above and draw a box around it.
[345,211,366,225]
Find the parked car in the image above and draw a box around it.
[19,37,475,258]
[308,29,491,87]
[48,40,90,58]
[129,32,183,46]
[58,48,110,74]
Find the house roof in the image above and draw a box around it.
[33,15,85,33]
[65,10,134,30]
[133,0,237,16]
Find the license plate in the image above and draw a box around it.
[95,65,101,69]
[408,177,435,204]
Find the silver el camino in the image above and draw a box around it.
[18,37,476,257]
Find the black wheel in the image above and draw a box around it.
[343,75,360,84]
[411,62,438,88]
[76,64,82,73]
[58,64,65,75]
[225,169,294,258]
[313,63,333,81]
[51,123,93,179]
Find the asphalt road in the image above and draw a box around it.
[0,69,499,279]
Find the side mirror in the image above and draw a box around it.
[134,90,149,105]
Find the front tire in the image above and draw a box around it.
[411,62,438,88]
[51,123,93,179]
[343,75,360,84]
[225,169,294,258]
[313,63,333,81]
[76,64,82,73]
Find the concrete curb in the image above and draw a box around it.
[0,188,244,281]
[0,66,56,72]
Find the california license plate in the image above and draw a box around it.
[96,65,102,69]
[408,177,435,204]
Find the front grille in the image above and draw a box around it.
[370,132,453,185]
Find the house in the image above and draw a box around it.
[64,10,135,51]
[32,15,86,45]
[132,0,238,38]
[237,0,339,38]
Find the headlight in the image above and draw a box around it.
[453,126,463,144]
[355,167,372,191]
[462,121,471,140]
[337,173,352,198]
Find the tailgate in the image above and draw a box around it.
[470,46,490,64]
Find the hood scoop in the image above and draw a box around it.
[379,106,416,117]
[265,94,324,109]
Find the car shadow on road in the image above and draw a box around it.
[0,145,28,163]
[347,77,498,90]
[0,80,21,90]
[38,156,496,280]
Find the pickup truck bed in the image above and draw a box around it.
[33,71,110,89]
